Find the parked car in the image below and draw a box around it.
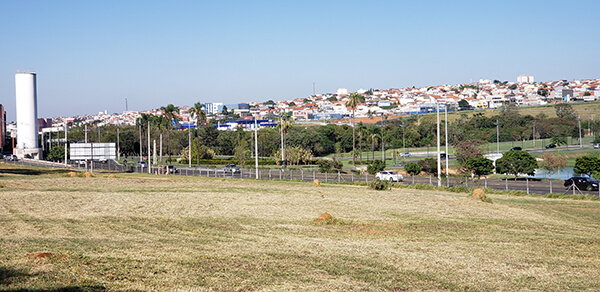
[375,171,403,182]
[564,176,599,191]
[510,147,522,151]
[5,154,18,161]
[545,144,557,149]
[167,165,177,174]
[594,143,600,149]
[439,153,447,159]
[400,152,411,158]
[223,164,240,174]
[138,161,148,168]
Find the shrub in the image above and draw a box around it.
[317,159,343,173]
[369,178,391,190]
[367,160,386,175]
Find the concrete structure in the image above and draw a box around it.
[517,75,534,83]
[0,104,5,150]
[15,71,41,159]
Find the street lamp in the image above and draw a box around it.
[495,120,501,154]
[577,116,582,148]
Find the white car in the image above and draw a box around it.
[375,171,403,182]
[400,152,411,158]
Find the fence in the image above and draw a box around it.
[4,159,597,196]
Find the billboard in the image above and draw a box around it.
[70,143,116,160]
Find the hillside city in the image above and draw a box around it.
[6,75,600,136]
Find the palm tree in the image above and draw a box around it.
[136,113,153,160]
[356,122,366,164]
[347,93,361,166]
[189,102,206,166]
[160,104,180,163]
[278,112,293,168]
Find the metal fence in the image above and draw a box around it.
[4,159,599,196]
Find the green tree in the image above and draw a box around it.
[189,102,207,166]
[550,135,567,150]
[466,157,495,179]
[160,104,180,163]
[573,156,600,177]
[347,92,362,166]
[538,153,567,193]
[277,112,293,168]
[317,159,343,173]
[404,162,422,184]
[367,159,386,175]
[418,158,438,176]
[47,145,66,162]
[454,139,485,173]
[495,150,537,180]
[458,99,470,110]
[555,103,576,120]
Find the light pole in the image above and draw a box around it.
[400,122,406,154]
[445,104,449,187]
[577,116,582,148]
[255,116,259,179]
[495,120,501,154]
[436,103,441,187]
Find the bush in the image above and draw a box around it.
[367,160,386,175]
[369,178,391,190]
[317,159,343,173]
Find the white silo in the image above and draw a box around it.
[15,70,41,159]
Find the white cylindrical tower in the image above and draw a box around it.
[15,70,40,159]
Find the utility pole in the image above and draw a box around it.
[188,124,191,168]
[255,117,259,179]
[578,116,582,148]
[64,123,68,166]
[436,103,441,187]
[147,121,151,173]
[117,126,120,161]
[445,104,449,187]
[495,120,501,153]
[381,114,385,162]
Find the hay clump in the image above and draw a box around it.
[313,179,320,186]
[68,172,77,177]
[83,172,93,178]
[471,188,492,203]
[313,212,350,225]
[108,174,116,178]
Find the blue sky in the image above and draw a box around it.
[1,0,599,121]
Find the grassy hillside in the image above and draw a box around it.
[1,164,599,291]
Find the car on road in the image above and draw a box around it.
[167,165,177,174]
[545,144,557,149]
[400,152,411,158]
[375,171,403,182]
[138,161,148,168]
[564,176,599,191]
[5,154,18,161]
[223,164,241,174]
[594,143,600,149]
[510,146,522,151]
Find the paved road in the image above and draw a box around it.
[6,158,599,196]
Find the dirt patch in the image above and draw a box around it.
[27,252,53,259]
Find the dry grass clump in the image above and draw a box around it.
[313,179,320,186]
[68,171,77,177]
[471,188,492,203]
[107,174,116,178]
[83,172,93,178]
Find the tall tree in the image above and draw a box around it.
[189,102,206,165]
[277,112,293,168]
[538,153,567,193]
[160,104,180,163]
[347,92,362,166]
[496,150,537,180]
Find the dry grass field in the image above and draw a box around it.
[1,164,600,291]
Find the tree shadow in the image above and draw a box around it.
[1,266,131,291]
[0,266,29,285]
